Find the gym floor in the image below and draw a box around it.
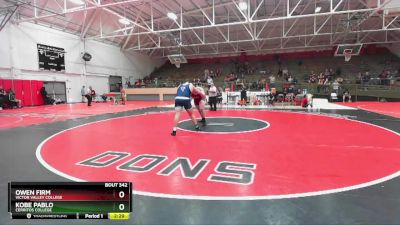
[1,101,400,225]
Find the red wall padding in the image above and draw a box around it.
[2,79,13,92]
[0,79,44,106]
[13,80,23,105]
[31,80,44,106]
[22,80,32,106]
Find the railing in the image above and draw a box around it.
[130,79,400,101]
[224,81,400,101]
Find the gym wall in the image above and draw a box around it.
[0,23,165,103]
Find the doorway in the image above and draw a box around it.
[43,81,67,103]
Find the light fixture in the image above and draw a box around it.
[315,6,322,13]
[69,0,84,5]
[239,1,248,11]
[118,18,130,25]
[167,12,178,20]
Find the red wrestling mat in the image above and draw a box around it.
[37,110,400,200]
[337,102,400,118]
[0,101,172,129]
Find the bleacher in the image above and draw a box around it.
[152,53,400,86]
[143,50,400,101]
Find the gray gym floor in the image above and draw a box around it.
[1,107,400,225]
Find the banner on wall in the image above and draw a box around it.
[37,44,66,71]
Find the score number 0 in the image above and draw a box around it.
[119,191,125,211]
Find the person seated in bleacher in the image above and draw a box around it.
[240,87,247,106]
[332,80,340,94]
[267,92,275,106]
[40,87,52,105]
[363,71,371,84]
[134,79,141,88]
[206,76,213,86]
[215,68,221,77]
[343,90,352,102]
[217,87,223,105]
[277,68,283,77]
[101,94,108,102]
[318,73,325,85]
[210,70,214,78]
[0,85,6,109]
[6,89,21,108]
[0,85,5,96]
[126,81,132,88]
[336,76,344,84]
[282,68,289,77]
[301,95,309,108]
[269,74,276,88]
[224,74,231,82]
[121,88,127,105]
[287,75,294,83]
[90,86,96,100]
[309,72,317,83]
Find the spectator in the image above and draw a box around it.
[329,68,334,75]
[287,75,294,83]
[40,86,47,100]
[318,73,325,85]
[216,68,221,77]
[240,87,247,106]
[364,71,370,84]
[41,87,53,105]
[0,85,5,109]
[244,61,249,73]
[269,74,276,88]
[310,75,317,83]
[7,89,21,108]
[85,86,93,106]
[324,68,330,77]
[323,78,330,93]
[282,68,289,77]
[336,76,344,84]
[236,78,244,88]
[90,86,96,99]
[204,69,209,80]
[224,75,230,82]
[357,72,362,84]
[81,86,86,103]
[301,95,309,108]
[332,80,340,94]
[277,68,283,77]
[343,89,352,102]
[317,73,325,93]
[154,78,158,87]
[267,92,275,106]
[231,73,238,81]
[309,71,317,83]
[217,87,223,105]
[0,85,5,96]
[121,87,126,105]
[135,79,141,88]
[206,76,213,86]
[293,76,298,84]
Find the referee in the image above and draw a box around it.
[208,83,217,111]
